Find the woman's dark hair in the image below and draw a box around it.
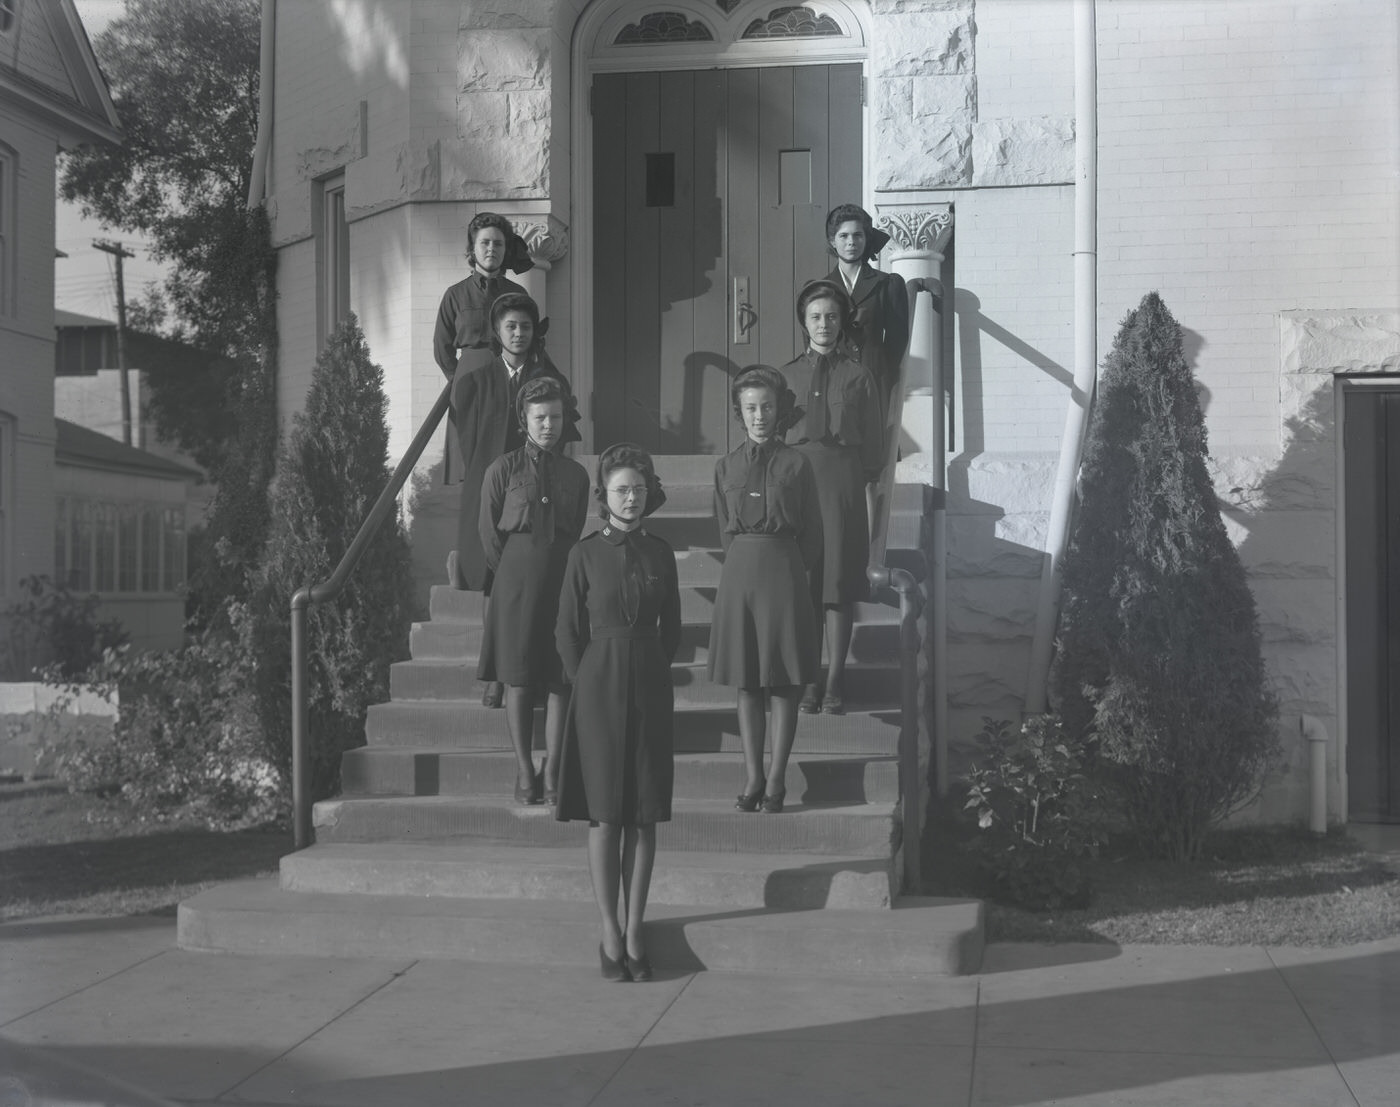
[489,292,545,354]
[795,279,855,335]
[824,203,891,262]
[466,212,514,263]
[825,203,871,243]
[516,375,566,432]
[594,442,667,519]
[730,365,793,424]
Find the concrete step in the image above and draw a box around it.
[311,794,899,856]
[178,879,985,975]
[409,618,901,664]
[280,842,896,910]
[340,748,899,804]
[389,657,902,703]
[364,699,902,755]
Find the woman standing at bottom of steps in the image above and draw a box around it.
[555,444,681,982]
[708,366,824,816]
[478,377,590,806]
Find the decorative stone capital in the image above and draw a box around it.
[875,207,954,262]
[518,216,570,270]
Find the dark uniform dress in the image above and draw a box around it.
[555,525,682,827]
[781,349,884,606]
[477,443,590,686]
[827,262,909,407]
[447,354,579,592]
[707,439,823,689]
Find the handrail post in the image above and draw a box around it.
[286,381,452,853]
[870,565,923,894]
[290,588,311,850]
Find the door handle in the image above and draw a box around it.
[733,276,755,344]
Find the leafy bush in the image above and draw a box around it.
[246,315,415,800]
[38,621,283,830]
[1,576,128,681]
[1053,292,1279,860]
[962,715,1111,910]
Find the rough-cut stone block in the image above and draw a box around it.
[872,11,974,76]
[949,454,1057,517]
[1251,579,1335,646]
[460,0,554,29]
[1264,644,1335,715]
[947,643,1029,709]
[347,142,441,217]
[971,117,1075,187]
[873,79,970,189]
[1280,311,1400,377]
[295,106,363,181]
[458,29,549,92]
[946,517,1044,579]
[269,187,309,247]
[1231,509,1334,579]
[913,74,977,119]
[947,579,1038,638]
[446,93,549,197]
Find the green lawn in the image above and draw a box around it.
[0,782,287,920]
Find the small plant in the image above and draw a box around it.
[38,618,284,831]
[1,576,128,681]
[962,715,1112,910]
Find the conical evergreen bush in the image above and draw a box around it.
[248,315,415,800]
[1053,292,1278,860]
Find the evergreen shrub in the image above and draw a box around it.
[1,576,128,681]
[247,315,416,800]
[962,715,1110,910]
[1053,292,1279,861]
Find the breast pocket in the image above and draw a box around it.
[832,382,870,446]
[497,474,536,532]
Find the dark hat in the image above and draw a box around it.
[730,364,802,436]
[594,442,667,519]
[467,211,536,275]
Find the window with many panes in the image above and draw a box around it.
[54,495,187,595]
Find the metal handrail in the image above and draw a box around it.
[290,381,453,849]
[866,280,941,895]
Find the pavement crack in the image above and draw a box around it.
[583,970,699,1107]
[1265,947,1363,1107]
[0,944,172,1031]
[211,958,421,1102]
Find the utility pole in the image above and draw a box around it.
[93,239,136,445]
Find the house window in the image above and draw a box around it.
[54,495,187,595]
[0,144,15,317]
[317,174,350,346]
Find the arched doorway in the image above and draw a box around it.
[571,1,871,453]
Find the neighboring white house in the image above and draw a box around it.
[257,0,1400,825]
[0,0,121,664]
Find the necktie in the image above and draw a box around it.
[531,448,555,547]
[619,531,643,626]
[807,353,831,441]
[738,441,767,529]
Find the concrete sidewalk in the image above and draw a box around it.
[2,915,1397,1106]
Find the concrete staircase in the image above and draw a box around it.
[179,459,983,975]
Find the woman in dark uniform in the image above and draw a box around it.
[781,282,884,716]
[708,366,822,814]
[447,288,579,707]
[556,444,679,982]
[824,203,909,410]
[478,377,590,805]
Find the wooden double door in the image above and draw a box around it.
[1346,385,1400,821]
[592,64,862,454]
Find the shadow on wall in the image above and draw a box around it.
[941,288,1070,762]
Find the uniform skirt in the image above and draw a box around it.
[556,627,674,826]
[477,531,570,687]
[707,534,819,689]
[797,442,870,606]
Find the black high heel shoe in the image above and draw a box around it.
[625,951,653,982]
[735,777,766,812]
[599,944,631,982]
[515,765,543,805]
[761,788,786,814]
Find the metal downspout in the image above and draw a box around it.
[247,0,275,208]
[1025,0,1098,713]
